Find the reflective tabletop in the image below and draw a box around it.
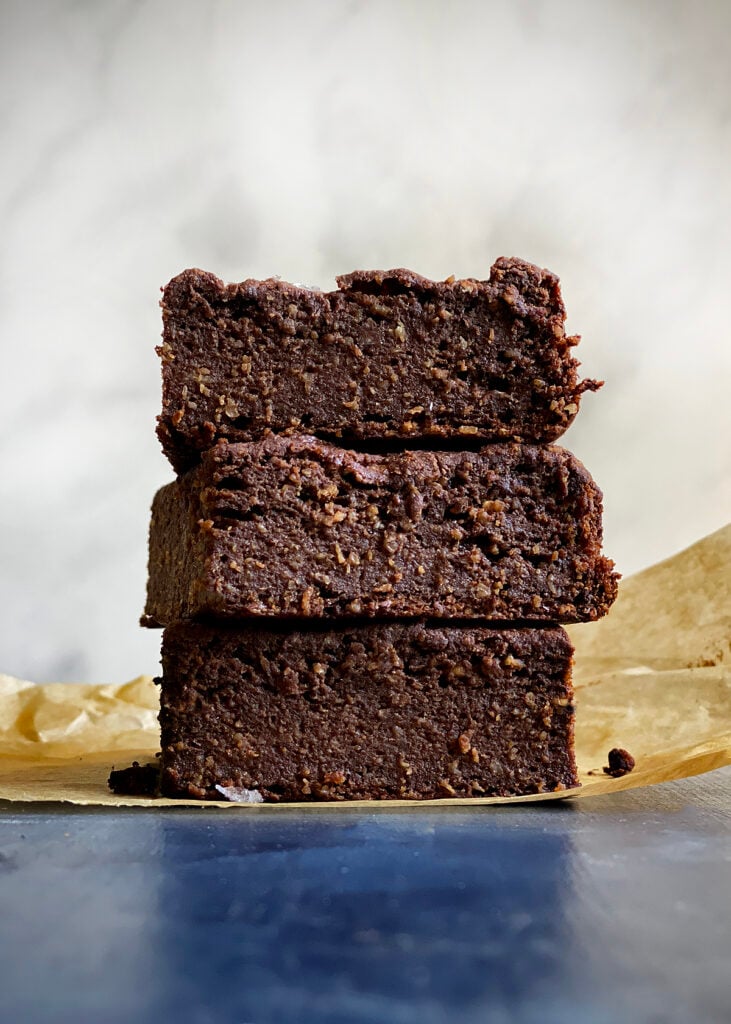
[1,769,729,1024]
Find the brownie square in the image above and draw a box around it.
[144,436,617,626]
[157,258,599,471]
[159,621,578,801]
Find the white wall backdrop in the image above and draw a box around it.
[1,0,729,683]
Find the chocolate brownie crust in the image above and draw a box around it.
[159,622,578,801]
[144,435,617,626]
[158,258,599,472]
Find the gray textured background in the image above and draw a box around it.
[1,0,729,684]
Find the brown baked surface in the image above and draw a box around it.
[159,621,578,801]
[143,435,617,625]
[157,258,599,472]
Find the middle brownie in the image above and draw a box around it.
[144,435,617,625]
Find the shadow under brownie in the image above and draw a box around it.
[158,621,578,801]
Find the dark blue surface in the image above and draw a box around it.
[1,770,730,1024]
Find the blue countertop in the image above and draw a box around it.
[1,769,729,1024]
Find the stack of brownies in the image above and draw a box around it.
[141,257,618,801]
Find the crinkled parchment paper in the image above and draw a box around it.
[1,525,729,808]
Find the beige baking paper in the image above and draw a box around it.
[1,523,729,808]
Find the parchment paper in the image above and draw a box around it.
[1,524,729,808]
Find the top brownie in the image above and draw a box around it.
[158,257,599,472]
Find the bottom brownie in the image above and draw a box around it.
[159,622,578,801]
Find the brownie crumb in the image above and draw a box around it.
[108,761,160,796]
[603,748,636,778]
